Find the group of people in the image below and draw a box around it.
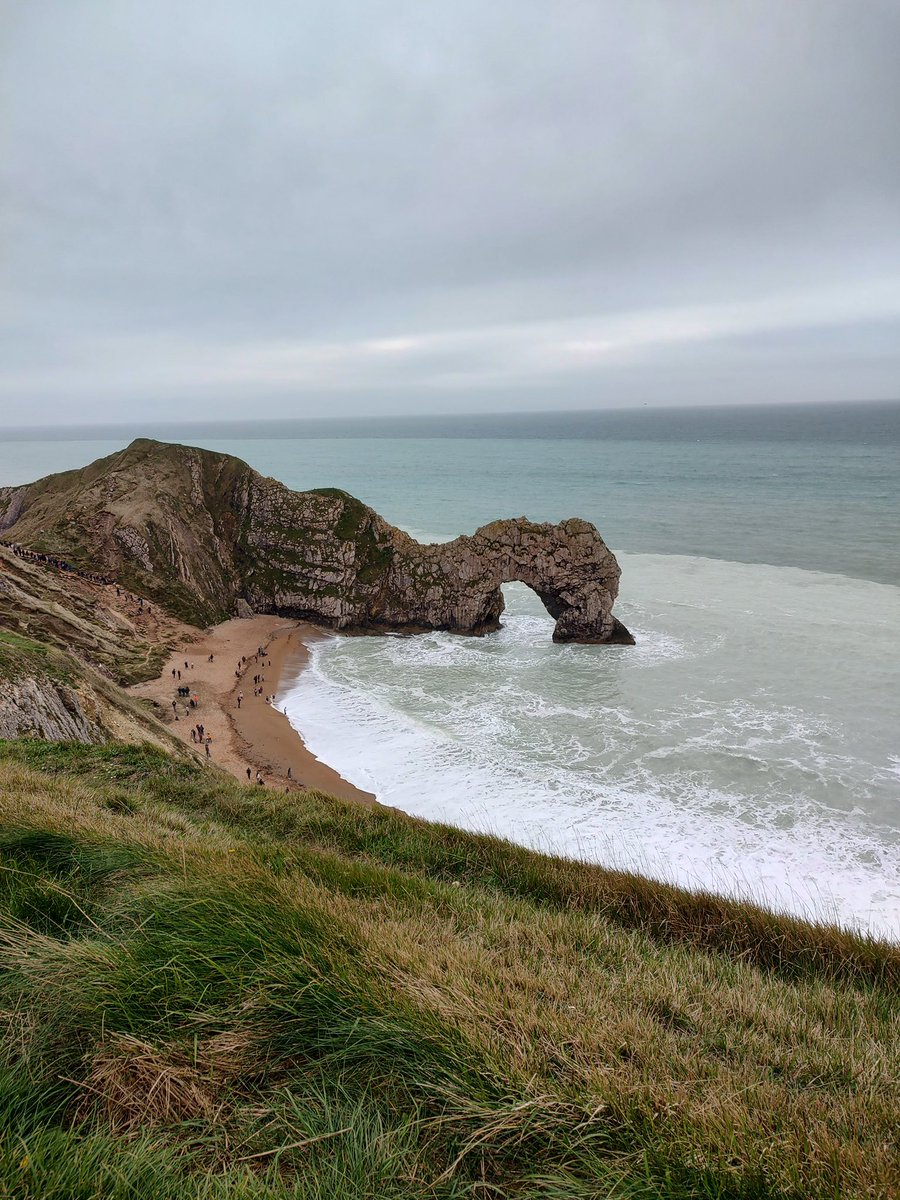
[234,648,276,703]
[1,539,112,585]
[171,660,201,716]
[164,639,298,788]
[190,724,211,756]
[2,539,152,615]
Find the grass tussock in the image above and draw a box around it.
[0,739,897,1199]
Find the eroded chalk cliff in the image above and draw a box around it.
[0,439,633,644]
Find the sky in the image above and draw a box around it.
[1,0,899,425]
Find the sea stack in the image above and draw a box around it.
[0,439,634,645]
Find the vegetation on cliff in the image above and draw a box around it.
[0,630,184,751]
[0,543,194,752]
[0,740,896,1200]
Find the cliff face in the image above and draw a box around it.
[0,439,633,644]
[0,542,181,685]
[0,629,187,751]
[0,543,200,749]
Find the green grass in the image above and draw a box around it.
[0,631,73,686]
[0,740,897,1199]
[0,631,51,656]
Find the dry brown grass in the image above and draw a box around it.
[71,1035,221,1134]
[1,747,898,1198]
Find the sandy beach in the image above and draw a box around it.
[130,615,376,805]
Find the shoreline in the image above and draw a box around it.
[130,615,376,805]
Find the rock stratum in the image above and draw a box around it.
[0,541,198,748]
[0,439,633,644]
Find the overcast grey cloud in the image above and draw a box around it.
[1,0,899,423]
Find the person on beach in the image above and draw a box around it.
[246,767,251,780]
[205,741,211,758]
[237,693,243,709]
[287,766,292,780]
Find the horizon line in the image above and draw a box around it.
[3,395,900,438]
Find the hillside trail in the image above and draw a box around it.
[1,544,193,675]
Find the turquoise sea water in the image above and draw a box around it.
[3,402,899,935]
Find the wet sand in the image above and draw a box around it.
[130,615,376,805]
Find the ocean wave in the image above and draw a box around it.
[278,554,900,940]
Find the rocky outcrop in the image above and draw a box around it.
[0,543,186,685]
[1,439,633,644]
[0,625,190,751]
[0,676,105,742]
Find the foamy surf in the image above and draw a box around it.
[279,554,900,940]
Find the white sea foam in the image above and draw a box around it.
[279,555,900,940]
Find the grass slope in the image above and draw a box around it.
[0,741,897,1199]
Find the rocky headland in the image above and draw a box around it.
[0,438,634,644]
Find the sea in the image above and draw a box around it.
[3,401,899,938]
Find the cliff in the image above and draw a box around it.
[0,541,182,685]
[0,628,186,751]
[0,439,633,644]
[0,541,201,748]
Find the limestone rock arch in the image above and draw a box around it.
[372,517,634,644]
[1,440,634,645]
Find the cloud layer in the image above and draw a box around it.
[2,0,899,421]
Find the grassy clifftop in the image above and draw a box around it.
[0,740,896,1200]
